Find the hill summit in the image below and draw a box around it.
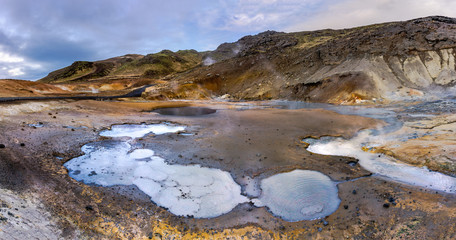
[39,16,456,104]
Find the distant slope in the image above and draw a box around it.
[0,79,71,97]
[39,50,203,83]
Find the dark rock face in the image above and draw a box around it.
[163,16,456,103]
[204,31,298,63]
[287,72,378,103]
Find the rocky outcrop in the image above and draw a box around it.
[286,48,456,103]
[143,16,456,103]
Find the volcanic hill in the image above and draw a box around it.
[30,16,456,103]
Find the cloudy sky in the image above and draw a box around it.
[0,0,455,80]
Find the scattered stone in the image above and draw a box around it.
[154,233,162,239]
[348,161,357,166]
[317,227,323,232]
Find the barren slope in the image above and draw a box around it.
[0,79,71,97]
[144,16,456,103]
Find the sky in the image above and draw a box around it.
[0,0,455,80]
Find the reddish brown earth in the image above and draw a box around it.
[0,79,72,97]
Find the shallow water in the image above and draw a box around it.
[403,99,456,114]
[297,97,456,193]
[64,100,456,223]
[253,170,340,221]
[65,122,343,221]
[65,123,248,218]
[152,107,216,116]
[266,100,402,133]
[100,123,185,138]
[304,133,456,193]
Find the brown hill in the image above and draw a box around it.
[36,16,456,104]
[144,16,456,103]
[39,50,203,83]
[0,79,71,97]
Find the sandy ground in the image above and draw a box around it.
[0,80,71,97]
[376,113,456,176]
[0,99,455,239]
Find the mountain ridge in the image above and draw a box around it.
[35,16,456,103]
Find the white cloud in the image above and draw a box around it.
[7,67,24,76]
[1,0,455,80]
[0,47,42,79]
[286,0,456,31]
[199,0,325,32]
[0,49,24,63]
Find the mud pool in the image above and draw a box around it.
[2,98,456,238]
[252,170,340,221]
[65,123,248,218]
[63,100,456,223]
[65,122,342,221]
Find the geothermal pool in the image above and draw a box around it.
[303,133,456,193]
[253,170,340,221]
[65,123,248,218]
[64,123,341,221]
[297,99,456,194]
[64,100,456,222]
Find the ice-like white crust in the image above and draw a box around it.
[305,132,456,193]
[64,140,248,218]
[100,123,185,138]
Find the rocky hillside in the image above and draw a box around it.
[143,16,456,103]
[38,16,456,103]
[39,50,203,83]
